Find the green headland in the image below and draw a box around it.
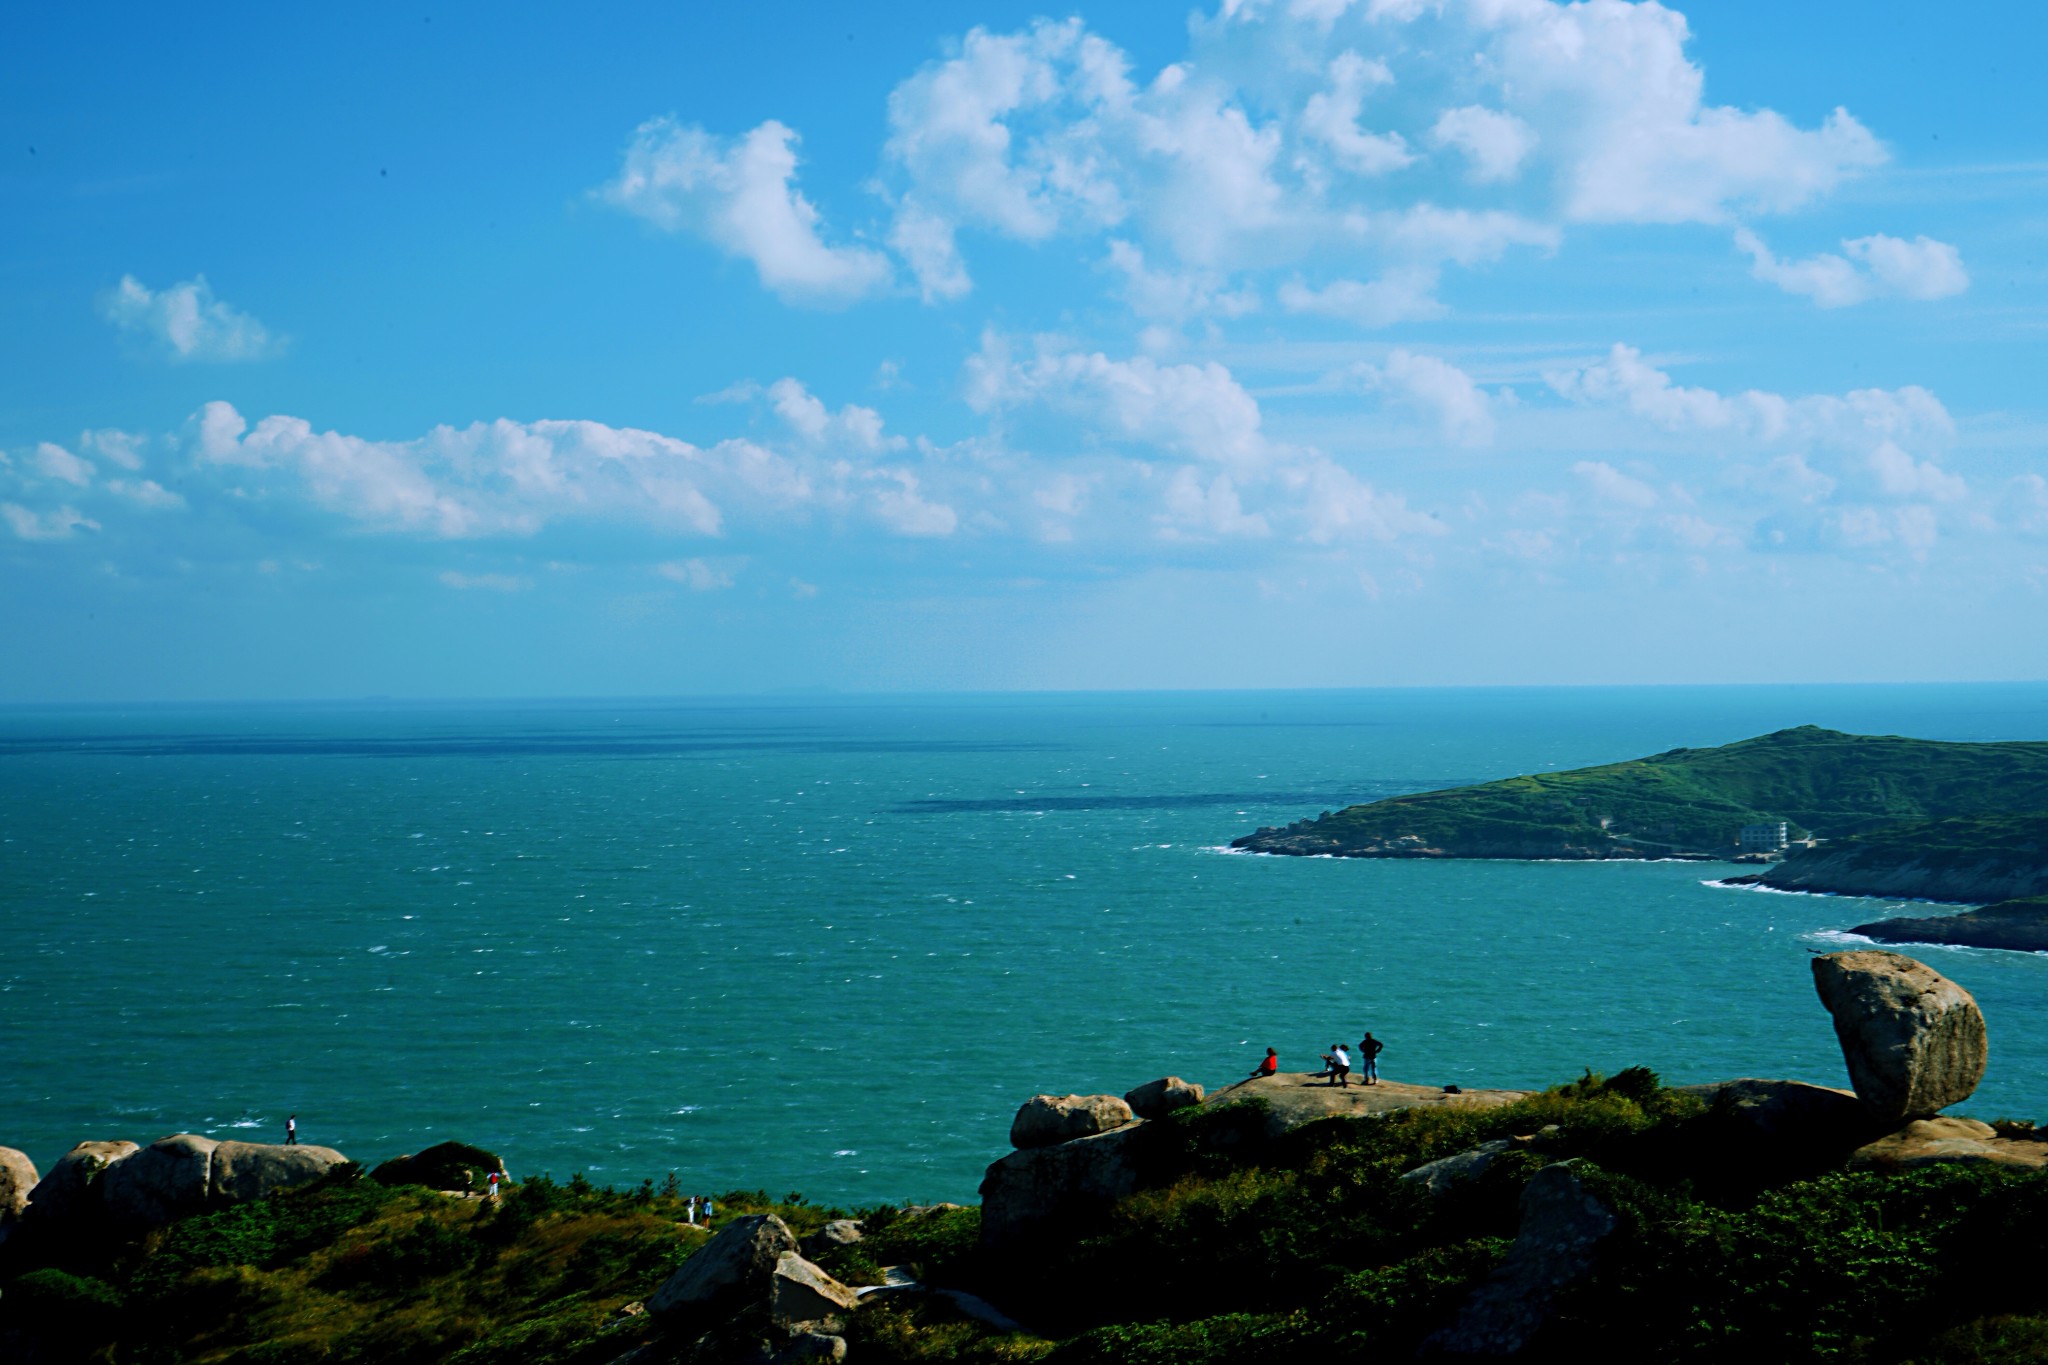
[1230,726,2048,947]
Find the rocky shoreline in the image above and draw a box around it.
[8,949,2048,1363]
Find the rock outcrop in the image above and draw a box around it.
[23,1140,140,1226]
[1009,1094,1134,1149]
[647,1213,800,1322]
[1123,1077,1205,1120]
[1674,1077,1886,1174]
[1848,1117,2048,1172]
[1426,1161,1617,1358]
[371,1141,507,1192]
[208,1141,349,1205]
[1401,1140,1515,1198]
[1203,1075,1531,1141]
[1851,897,2048,953]
[769,1252,861,1331]
[981,1123,1147,1248]
[1812,951,1987,1122]
[101,1133,218,1230]
[799,1219,863,1259]
[0,1146,38,1226]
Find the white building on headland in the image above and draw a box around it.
[1739,821,1790,854]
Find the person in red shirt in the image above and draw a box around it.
[1248,1047,1279,1079]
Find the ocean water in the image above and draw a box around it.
[4,684,2048,1207]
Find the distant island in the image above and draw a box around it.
[1231,726,2048,949]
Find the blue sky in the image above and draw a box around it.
[3,0,2045,700]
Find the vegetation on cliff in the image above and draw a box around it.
[16,1070,2048,1362]
[1230,726,2048,879]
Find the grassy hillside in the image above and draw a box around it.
[1232,727,2048,861]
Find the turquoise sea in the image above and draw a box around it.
[4,684,2047,1206]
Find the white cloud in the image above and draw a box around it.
[657,558,736,590]
[1546,345,1952,451]
[1105,240,1257,322]
[888,199,973,302]
[1355,349,1494,446]
[1299,51,1412,176]
[1573,460,1658,508]
[600,117,892,306]
[1160,468,1267,539]
[1867,441,1966,502]
[866,470,959,536]
[764,379,900,452]
[97,275,283,363]
[1735,228,1968,307]
[1429,105,1535,183]
[1279,267,1443,326]
[34,442,94,486]
[965,332,1273,469]
[1,503,98,541]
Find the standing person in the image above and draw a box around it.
[686,1196,697,1226]
[1332,1042,1352,1088]
[1248,1047,1279,1079]
[1359,1033,1384,1085]
[703,1196,715,1224]
[285,1114,298,1146]
[487,1170,501,1201]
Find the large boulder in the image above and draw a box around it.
[23,1140,139,1226]
[1401,1140,1514,1198]
[981,1122,1146,1248]
[1123,1077,1206,1120]
[1009,1094,1135,1149]
[101,1134,219,1229]
[1426,1161,1617,1358]
[769,1252,861,1332]
[647,1212,799,1322]
[799,1219,863,1259]
[371,1141,507,1192]
[0,1147,38,1225]
[1812,951,1987,1122]
[208,1141,348,1205]
[1848,1117,2048,1172]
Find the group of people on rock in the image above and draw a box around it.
[1246,1032,1384,1087]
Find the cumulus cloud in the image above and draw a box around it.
[1429,105,1535,183]
[98,275,284,362]
[1573,460,1658,508]
[600,117,892,305]
[1299,51,1412,176]
[1352,349,1494,446]
[1735,228,1969,307]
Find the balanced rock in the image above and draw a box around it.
[101,1133,218,1229]
[1427,1161,1617,1358]
[1848,1117,2048,1172]
[1123,1076,1206,1120]
[1009,1094,1134,1149]
[0,1147,38,1224]
[1812,951,1987,1122]
[647,1212,799,1321]
[24,1140,140,1225]
[209,1141,348,1205]
[769,1252,861,1331]
[371,1140,507,1192]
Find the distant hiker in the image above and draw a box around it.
[1249,1047,1279,1079]
[686,1196,698,1225]
[703,1196,715,1222]
[1332,1043,1352,1088]
[285,1115,298,1146]
[487,1170,500,1200]
[1359,1033,1384,1085]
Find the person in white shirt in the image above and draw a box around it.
[1331,1043,1352,1088]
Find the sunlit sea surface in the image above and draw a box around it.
[4,684,2047,1205]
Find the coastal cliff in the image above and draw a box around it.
[1728,813,2048,903]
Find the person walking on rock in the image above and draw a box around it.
[1249,1047,1279,1080]
[1359,1033,1384,1085]
[1331,1042,1352,1088]
[285,1114,298,1146]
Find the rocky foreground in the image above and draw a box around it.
[9,949,2048,1363]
